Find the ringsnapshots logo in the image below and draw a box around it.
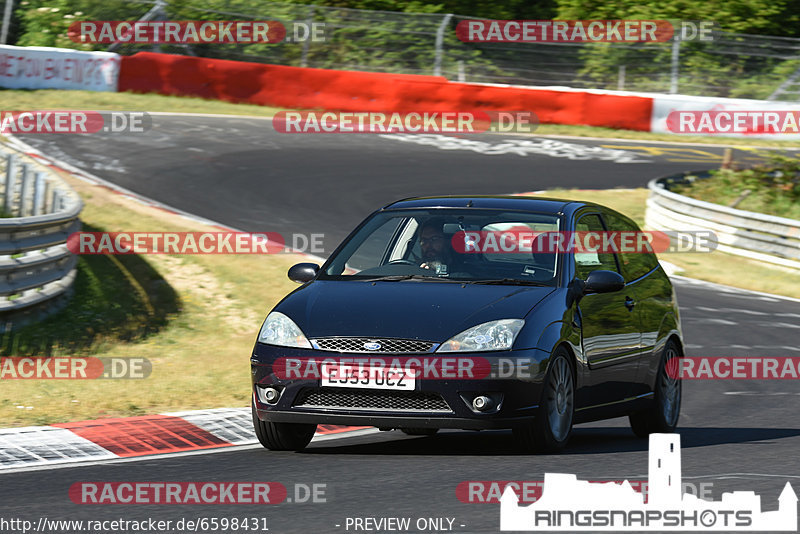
[500,434,797,531]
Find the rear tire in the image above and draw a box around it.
[513,346,574,453]
[400,428,439,436]
[251,400,317,451]
[629,339,682,438]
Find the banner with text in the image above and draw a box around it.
[0,45,120,92]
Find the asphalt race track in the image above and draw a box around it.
[18,115,769,253]
[4,116,800,533]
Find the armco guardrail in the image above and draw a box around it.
[646,172,800,270]
[0,145,83,320]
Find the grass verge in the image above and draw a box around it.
[0,89,284,118]
[1,89,799,148]
[0,171,303,427]
[672,155,800,220]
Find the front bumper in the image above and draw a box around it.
[250,343,550,430]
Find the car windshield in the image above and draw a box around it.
[320,208,561,285]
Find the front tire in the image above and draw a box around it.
[513,346,574,453]
[252,400,317,451]
[629,339,682,438]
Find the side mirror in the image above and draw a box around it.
[288,263,319,283]
[583,270,625,294]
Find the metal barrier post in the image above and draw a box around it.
[18,163,32,217]
[300,5,314,68]
[33,172,46,216]
[4,154,16,215]
[433,14,453,77]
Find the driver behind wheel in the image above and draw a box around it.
[417,218,453,274]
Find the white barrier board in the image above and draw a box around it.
[0,45,120,92]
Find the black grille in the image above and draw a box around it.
[294,387,452,412]
[310,337,435,354]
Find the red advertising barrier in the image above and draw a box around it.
[118,52,652,131]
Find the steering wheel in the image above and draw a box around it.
[386,259,416,265]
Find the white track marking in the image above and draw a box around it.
[694,307,769,316]
[698,346,800,351]
[165,408,256,445]
[693,318,738,326]
[0,428,380,475]
[725,392,800,396]
[671,276,800,303]
[0,427,116,469]
[765,322,800,329]
[379,133,651,162]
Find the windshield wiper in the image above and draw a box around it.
[357,274,434,282]
[357,274,463,282]
[464,278,548,286]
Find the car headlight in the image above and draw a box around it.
[437,319,525,352]
[258,312,312,348]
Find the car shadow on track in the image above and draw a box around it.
[302,426,800,456]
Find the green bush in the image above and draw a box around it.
[674,152,800,220]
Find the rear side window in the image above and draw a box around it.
[603,211,659,281]
[574,214,618,279]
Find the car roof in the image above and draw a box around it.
[381,195,605,218]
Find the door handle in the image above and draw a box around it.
[625,296,636,310]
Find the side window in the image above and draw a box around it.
[574,214,619,280]
[603,211,659,281]
[345,218,404,272]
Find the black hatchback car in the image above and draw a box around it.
[250,196,683,452]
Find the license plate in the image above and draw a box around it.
[321,365,416,390]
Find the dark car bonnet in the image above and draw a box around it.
[275,280,556,342]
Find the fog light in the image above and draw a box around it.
[258,386,281,404]
[473,395,492,411]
